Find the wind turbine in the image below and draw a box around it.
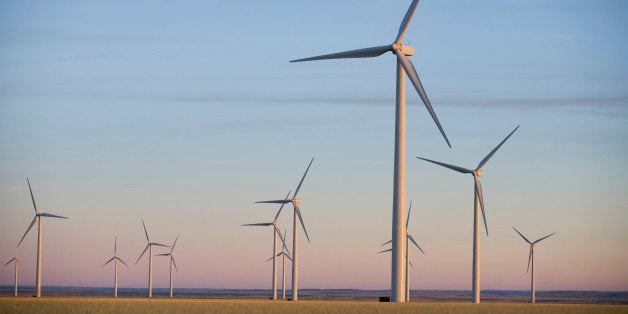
[379,201,425,301]
[417,125,519,303]
[101,236,128,298]
[513,227,556,303]
[290,0,450,302]
[156,235,179,298]
[135,220,168,298]
[2,249,23,296]
[17,178,68,298]
[265,228,292,300]
[243,191,290,300]
[256,157,314,301]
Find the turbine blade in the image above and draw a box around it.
[476,125,519,170]
[273,190,292,222]
[533,232,556,244]
[395,0,421,44]
[293,157,314,199]
[172,256,179,272]
[264,256,275,263]
[151,242,169,247]
[285,253,293,262]
[255,200,291,204]
[406,201,413,229]
[408,234,426,255]
[378,248,392,254]
[27,178,39,214]
[39,212,68,219]
[155,253,170,256]
[114,236,117,255]
[18,216,38,247]
[290,45,391,63]
[101,257,115,268]
[395,51,451,148]
[242,222,273,227]
[2,258,17,267]
[170,235,180,253]
[294,204,311,243]
[527,247,532,273]
[117,257,128,267]
[409,260,414,268]
[135,245,149,264]
[416,157,472,174]
[282,228,291,256]
[141,220,150,243]
[512,227,531,244]
[475,177,488,236]
[380,240,392,247]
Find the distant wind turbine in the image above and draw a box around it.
[101,236,128,298]
[2,249,23,296]
[265,228,292,300]
[156,235,179,298]
[379,201,425,301]
[417,125,519,303]
[290,0,450,302]
[256,157,314,301]
[513,227,556,303]
[243,191,290,300]
[17,178,68,298]
[135,220,169,298]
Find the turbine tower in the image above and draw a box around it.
[242,191,290,300]
[379,201,425,301]
[156,235,179,298]
[417,125,519,303]
[2,249,23,296]
[513,227,556,303]
[256,157,314,301]
[17,178,68,298]
[135,220,168,298]
[290,0,450,301]
[265,228,292,300]
[101,236,128,298]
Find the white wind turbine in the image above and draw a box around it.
[380,201,425,301]
[135,220,169,298]
[243,191,290,300]
[156,235,179,298]
[417,125,519,303]
[2,249,23,296]
[291,0,450,302]
[256,157,314,301]
[101,236,128,298]
[265,228,292,300]
[513,227,556,304]
[17,178,68,298]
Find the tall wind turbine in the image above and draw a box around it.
[417,125,519,303]
[2,249,23,296]
[156,235,179,298]
[135,220,168,298]
[265,228,292,300]
[243,191,290,300]
[101,236,128,298]
[17,178,68,298]
[256,157,314,301]
[513,227,555,303]
[290,0,450,302]
[380,201,425,301]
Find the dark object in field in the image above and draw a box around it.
[379,296,390,302]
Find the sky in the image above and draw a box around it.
[0,0,627,292]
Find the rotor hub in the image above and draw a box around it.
[292,198,302,205]
[474,170,484,177]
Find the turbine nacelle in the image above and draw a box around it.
[473,170,484,177]
[291,198,302,205]
[391,43,414,56]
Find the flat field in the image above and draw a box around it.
[1,297,626,314]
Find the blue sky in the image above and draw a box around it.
[1,0,627,291]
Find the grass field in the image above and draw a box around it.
[1,297,626,314]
